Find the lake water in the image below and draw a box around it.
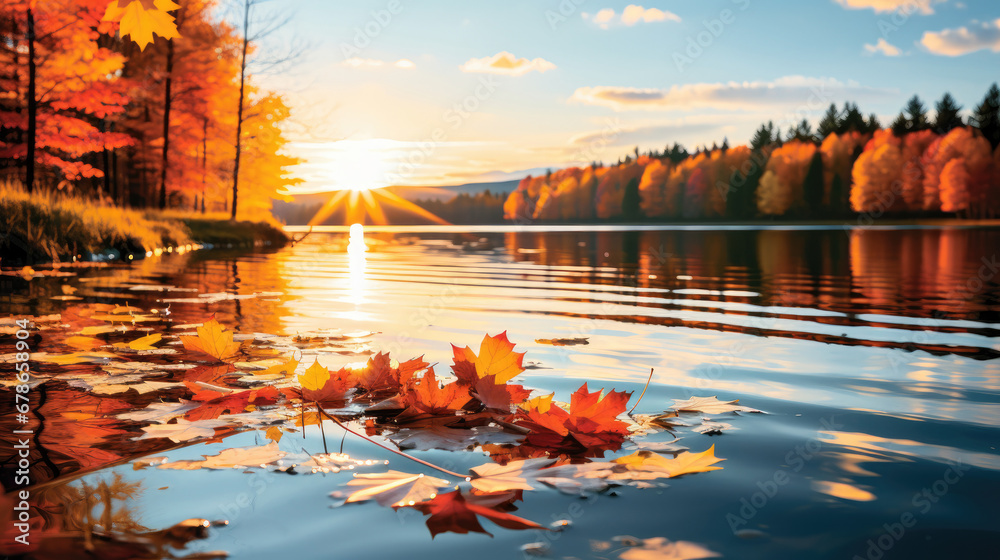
[2,225,999,559]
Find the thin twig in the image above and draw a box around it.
[627,368,655,417]
[316,402,329,454]
[316,406,466,479]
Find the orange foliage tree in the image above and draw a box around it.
[757,141,817,216]
[0,0,133,189]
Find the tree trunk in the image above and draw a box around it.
[159,37,174,209]
[102,119,111,197]
[201,116,208,213]
[231,0,249,221]
[26,7,36,194]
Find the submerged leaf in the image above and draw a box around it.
[411,490,545,538]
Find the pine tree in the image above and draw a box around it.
[891,112,909,136]
[866,113,881,133]
[971,83,1000,149]
[904,95,929,132]
[933,93,963,132]
[750,121,775,150]
[839,102,866,133]
[817,104,840,138]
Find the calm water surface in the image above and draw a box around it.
[2,225,998,559]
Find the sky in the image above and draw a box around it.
[244,0,1000,195]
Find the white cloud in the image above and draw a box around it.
[569,76,896,111]
[921,19,1000,56]
[864,38,902,56]
[833,0,939,15]
[459,51,556,76]
[342,58,416,69]
[584,5,681,29]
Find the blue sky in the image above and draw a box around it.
[247,0,1000,193]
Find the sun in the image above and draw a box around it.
[301,140,451,226]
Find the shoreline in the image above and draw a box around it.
[0,186,288,266]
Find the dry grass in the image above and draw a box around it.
[0,181,286,264]
[0,180,190,262]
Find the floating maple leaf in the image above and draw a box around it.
[333,471,452,507]
[158,442,286,470]
[117,400,199,423]
[184,383,281,421]
[669,396,762,414]
[400,368,469,416]
[468,458,555,493]
[452,332,526,384]
[516,383,632,455]
[607,446,725,480]
[180,318,242,361]
[112,333,162,351]
[534,337,589,346]
[593,536,720,560]
[103,0,181,51]
[411,490,545,538]
[298,360,355,403]
[135,418,229,443]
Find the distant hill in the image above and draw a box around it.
[272,179,518,225]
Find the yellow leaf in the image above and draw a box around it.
[114,333,162,351]
[103,0,181,51]
[180,319,241,361]
[298,360,331,392]
[265,426,283,443]
[613,446,725,478]
[64,336,102,350]
[519,393,554,414]
[473,332,525,384]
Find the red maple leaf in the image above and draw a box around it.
[183,383,282,421]
[515,383,632,455]
[410,491,544,538]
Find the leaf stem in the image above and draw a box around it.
[315,406,466,479]
[627,368,654,417]
[316,402,329,454]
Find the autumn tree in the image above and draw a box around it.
[756,140,816,216]
[0,0,133,192]
[850,130,903,214]
[938,158,970,214]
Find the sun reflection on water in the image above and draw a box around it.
[347,223,368,311]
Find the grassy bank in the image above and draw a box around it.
[0,182,287,264]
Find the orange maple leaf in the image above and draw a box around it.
[402,368,469,415]
[103,0,181,51]
[180,318,241,361]
[452,332,525,384]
